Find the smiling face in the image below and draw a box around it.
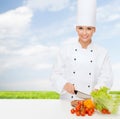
[76,26,96,48]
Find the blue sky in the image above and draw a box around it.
[0,0,120,91]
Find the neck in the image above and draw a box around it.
[78,39,91,49]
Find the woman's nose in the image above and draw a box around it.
[83,29,87,34]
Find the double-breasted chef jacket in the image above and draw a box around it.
[51,40,113,101]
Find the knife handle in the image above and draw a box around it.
[74,90,78,94]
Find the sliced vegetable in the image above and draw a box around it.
[83,99,95,109]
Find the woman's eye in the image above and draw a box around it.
[87,27,92,30]
[79,27,83,30]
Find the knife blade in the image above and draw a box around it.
[74,90,91,99]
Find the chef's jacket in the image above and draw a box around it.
[50,40,113,100]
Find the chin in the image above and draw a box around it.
[82,39,89,42]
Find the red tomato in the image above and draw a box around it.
[87,110,93,116]
[81,109,86,116]
[101,109,110,114]
[75,105,80,111]
[85,107,89,114]
[78,101,82,106]
[107,110,111,114]
[76,111,81,116]
[70,99,95,117]
[70,108,75,114]
[89,108,95,113]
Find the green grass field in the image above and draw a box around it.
[0,91,60,99]
[109,91,120,95]
[0,91,119,99]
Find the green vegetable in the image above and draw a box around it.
[91,86,120,114]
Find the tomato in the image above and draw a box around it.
[70,99,95,117]
[87,108,94,116]
[102,109,106,114]
[87,110,93,116]
[70,108,75,114]
[101,109,111,114]
[81,110,86,116]
[75,105,81,111]
[76,111,81,116]
[80,108,86,116]
[107,110,111,114]
[89,108,95,113]
[85,107,89,113]
[78,101,82,105]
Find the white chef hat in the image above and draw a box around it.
[77,0,96,27]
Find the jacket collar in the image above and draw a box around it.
[77,40,94,50]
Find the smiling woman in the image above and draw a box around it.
[0,0,120,92]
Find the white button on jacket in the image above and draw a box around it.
[51,41,113,100]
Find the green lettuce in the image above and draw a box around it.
[91,86,120,114]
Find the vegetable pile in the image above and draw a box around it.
[91,86,120,114]
[70,86,120,116]
[70,99,95,116]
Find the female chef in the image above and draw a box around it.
[50,0,113,100]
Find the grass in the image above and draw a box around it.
[109,91,120,104]
[109,91,120,94]
[0,91,60,99]
[0,90,119,99]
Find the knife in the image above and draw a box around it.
[74,90,91,99]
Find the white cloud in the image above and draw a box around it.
[0,78,54,91]
[25,0,70,11]
[111,63,120,90]
[0,6,33,39]
[0,44,59,72]
[0,5,33,51]
[97,0,120,22]
[62,37,77,45]
[28,16,76,45]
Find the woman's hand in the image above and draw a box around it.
[63,83,75,94]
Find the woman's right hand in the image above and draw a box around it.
[63,83,75,94]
